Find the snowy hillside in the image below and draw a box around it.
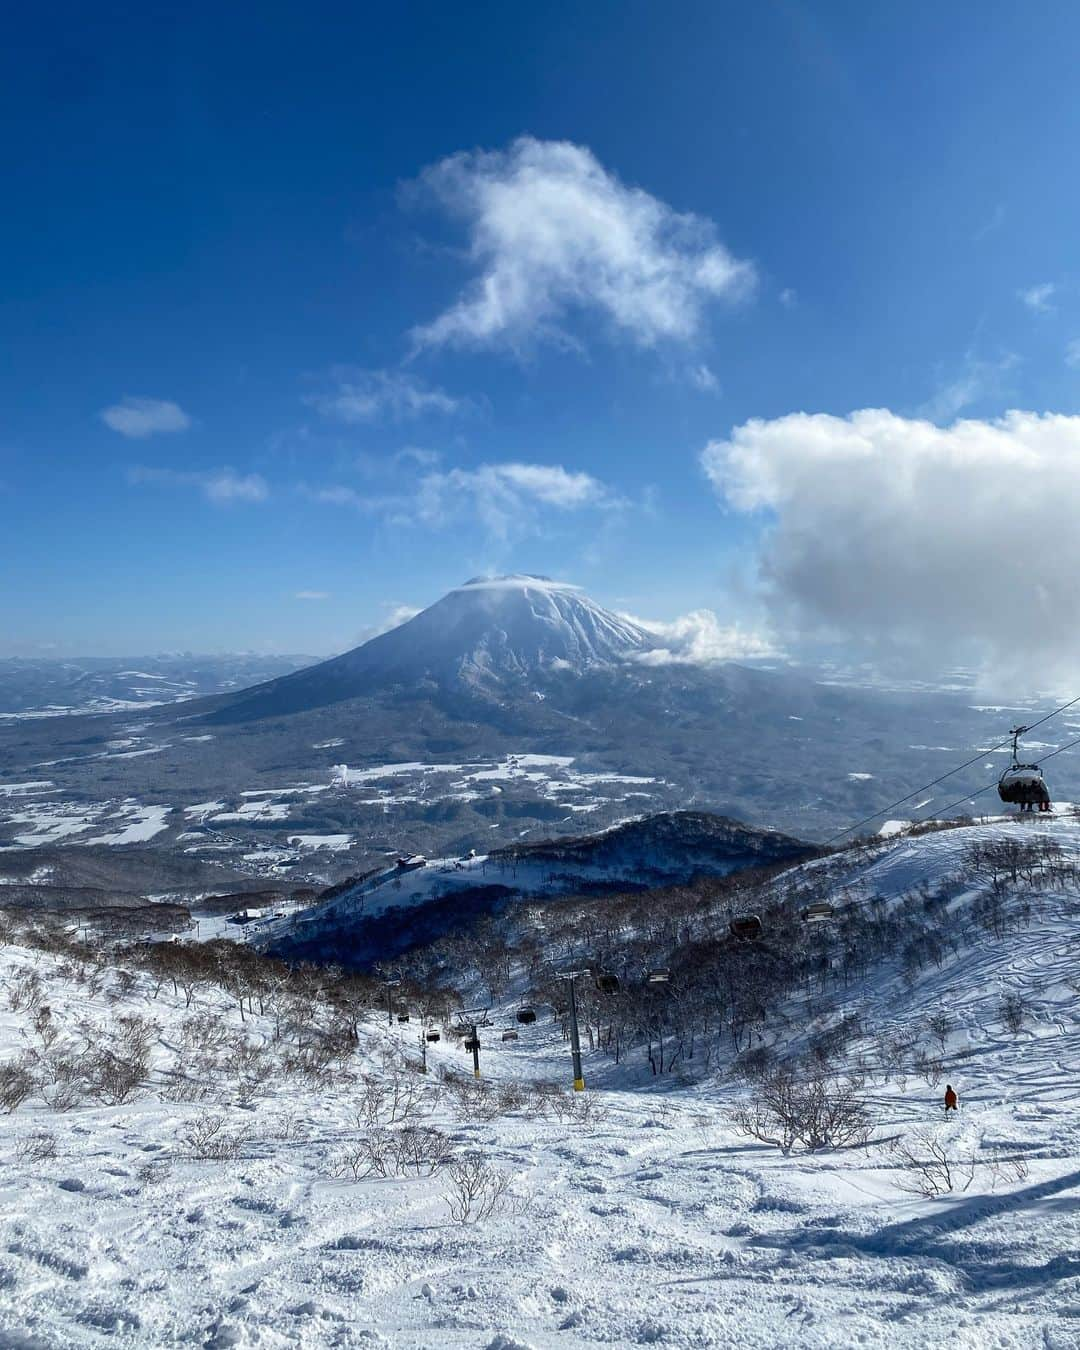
[258,810,817,968]
[3,816,1080,1345]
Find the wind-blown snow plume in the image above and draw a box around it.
[703,408,1080,679]
[408,137,756,352]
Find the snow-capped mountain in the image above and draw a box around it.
[210,575,657,720]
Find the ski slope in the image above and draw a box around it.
[2,818,1080,1346]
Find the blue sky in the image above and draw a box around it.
[6,2,1080,670]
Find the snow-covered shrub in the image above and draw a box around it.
[729,1070,872,1154]
[8,968,45,1013]
[0,1058,38,1113]
[329,1124,451,1180]
[159,1061,210,1103]
[135,1157,172,1186]
[1001,993,1026,1035]
[222,1037,275,1107]
[926,1010,951,1053]
[36,1052,86,1112]
[892,1132,1029,1199]
[84,1048,148,1106]
[180,1112,254,1161]
[447,1078,502,1122]
[14,1130,57,1163]
[31,1004,58,1049]
[443,1154,516,1224]
[356,1071,432,1127]
[913,1053,945,1088]
[82,1014,157,1105]
[495,1080,530,1114]
[544,1087,608,1130]
[329,1139,382,1181]
[392,1124,453,1177]
[891,1129,976,1197]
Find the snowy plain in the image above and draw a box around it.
[1,819,1080,1346]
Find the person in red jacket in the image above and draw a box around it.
[944,1084,958,1112]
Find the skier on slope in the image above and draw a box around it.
[944,1084,958,1113]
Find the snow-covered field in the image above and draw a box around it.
[0,753,665,878]
[2,819,1080,1347]
[330,755,663,815]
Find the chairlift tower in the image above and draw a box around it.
[379,974,401,1026]
[453,1006,491,1080]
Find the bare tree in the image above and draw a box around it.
[729,1070,872,1154]
[443,1154,517,1223]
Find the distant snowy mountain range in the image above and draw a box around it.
[0,653,314,718]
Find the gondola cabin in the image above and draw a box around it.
[730,914,763,940]
[998,725,1052,812]
[802,902,836,923]
[595,972,620,994]
[516,1006,537,1025]
[425,1030,441,1043]
[998,765,1051,811]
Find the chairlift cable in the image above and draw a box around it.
[824,691,1080,845]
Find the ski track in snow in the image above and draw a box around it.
[3,820,1080,1344]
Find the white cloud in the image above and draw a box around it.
[294,590,330,601]
[303,485,368,508]
[307,368,463,423]
[1018,282,1056,313]
[377,603,421,632]
[1066,339,1080,370]
[919,352,1018,423]
[416,462,613,540]
[779,288,798,308]
[408,136,755,352]
[688,364,719,392]
[394,446,441,468]
[702,408,1080,679]
[628,609,780,664]
[353,602,422,645]
[307,460,617,542]
[101,397,191,438]
[128,466,268,504]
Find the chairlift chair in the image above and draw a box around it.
[729,914,763,940]
[998,726,1052,812]
[501,1029,518,1042]
[646,968,671,984]
[463,1035,480,1052]
[397,1013,410,1024]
